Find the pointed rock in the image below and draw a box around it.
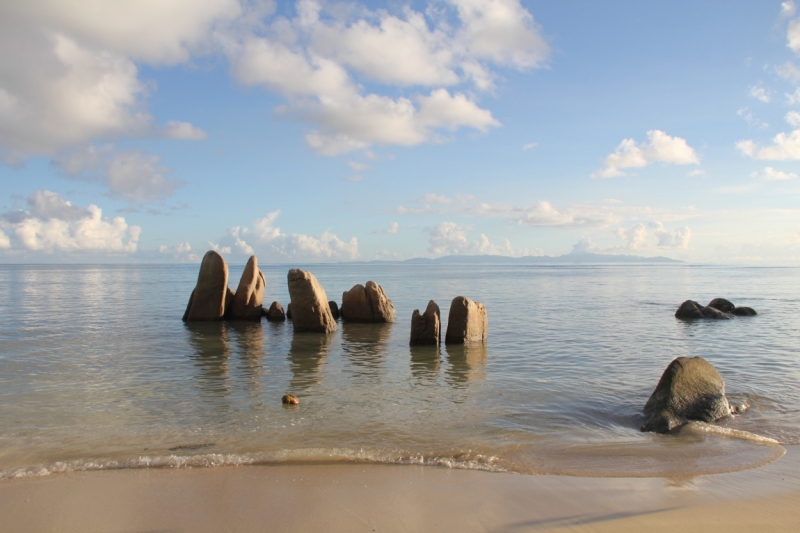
[410,300,440,346]
[341,280,396,323]
[183,251,229,321]
[265,301,286,321]
[228,256,266,320]
[287,269,337,333]
[445,296,487,345]
[641,356,731,433]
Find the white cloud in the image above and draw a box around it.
[789,18,800,54]
[158,241,198,261]
[426,221,531,256]
[738,130,800,160]
[650,221,691,249]
[788,87,800,105]
[422,193,453,204]
[777,61,800,84]
[616,223,649,249]
[347,161,369,171]
[749,85,770,103]
[0,230,9,249]
[738,107,768,129]
[762,166,798,180]
[217,210,359,261]
[592,130,699,178]
[782,1,797,19]
[0,190,140,253]
[208,241,231,255]
[372,221,399,235]
[575,221,691,254]
[688,169,706,177]
[162,121,208,140]
[522,142,537,151]
[53,144,183,203]
[788,110,800,127]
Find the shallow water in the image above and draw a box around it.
[0,263,797,479]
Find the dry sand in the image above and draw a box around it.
[1,445,799,532]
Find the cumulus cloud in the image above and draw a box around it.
[158,241,199,261]
[738,107,768,129]
[749,84,771,103]
[162,121,208,140]
[782,1,797,19]
[213,210,359,262]
[426,221,532,256]
[592,130,699,178]
[52,144,183,203]
[737,130,800,160]
[574,221,690,254]
[372,221,399,235]
[223,0,545,155]
[756,166,799,180]
[0,190,140,253]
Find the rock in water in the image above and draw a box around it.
[224,287,235,317]
[228,256,266,320]
[410,300,440,346]
[265,301,286,321]
[282,394,299,405]
[675,300,729,320]
[328,301,340,320]
[341,281,396,323]
[641,356,732,433]
[732,306,757,316]
[707,298,735,313]
[183,250,229,321]
[286,303,292,319]
[444,296,488,345]
[287,269,337,333]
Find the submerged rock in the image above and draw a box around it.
[641,356,731,433]
[410,300,441,346]
[265,301,286,321]
[707,298,735,313]
[228,256,266,321]
[732,306,757,316]
[282,394,299,405]
[183,250,230,322]
[341,281,396,323]
[675,300,729,320]
[287,269,337,333]
[444,296,488,345]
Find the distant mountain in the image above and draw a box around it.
[399,251,682,264]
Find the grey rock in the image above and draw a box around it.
[183,250,230,322]
[287,269,337,333]
[444,296,488,345]
[228,256,266,321]
[675,300,729,320]
[410,300,441,346]
[641,356,731,433]
[732,306,757,316]
[707,298,735,313]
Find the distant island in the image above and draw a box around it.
[368,250,682,264]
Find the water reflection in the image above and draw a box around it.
[445,344,487,387]
[341,323,392,381]
[409,345,440,380]
[287,333,333,391]
[185,322,232,399]
[228,322,265,395]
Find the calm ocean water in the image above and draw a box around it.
[0,263,798,479]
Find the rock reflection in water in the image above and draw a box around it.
[445,343,487,387]
[287,332,333,391]
[341,323,392,381]
[409,345,441,380]
[185,322,232,399]
[228,322,265,394]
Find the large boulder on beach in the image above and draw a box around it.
[410,300,441,346]
[341,281,396,323]
[183,250,230,322]
[641,356,731,433]
[264,301,286,321]
[445,296,488,345]
[287,269,337,333]
[227,256,266,321]
[674,300,729,320]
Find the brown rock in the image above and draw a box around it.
[287,269,337,333]
[707,298,735,313]
[286,303,292,319]
[227,256,266,321]
[341,280,396,323]
[641,356,731,433]
[282,394,299,405]
[410,300,440,346]
[675,300,729,320]
[265,301,286,321]
[183,250,229,322]
[224,287,235,317]
[444,296,487,345]
[328,301,340,320]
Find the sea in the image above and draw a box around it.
[0,262,798,480]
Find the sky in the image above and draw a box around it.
[1,0,800,264]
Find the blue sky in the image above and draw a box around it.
[1,0,799,263]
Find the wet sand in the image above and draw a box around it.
[2,445,799,533]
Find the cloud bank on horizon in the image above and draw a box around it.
[0,1,799,263]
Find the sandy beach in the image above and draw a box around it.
[0,445,797,532]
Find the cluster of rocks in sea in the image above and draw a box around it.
[674,298,757,319]
[183,250,755,433]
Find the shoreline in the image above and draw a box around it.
[2,446,798,532]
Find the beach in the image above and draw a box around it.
[2,445,799,532]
